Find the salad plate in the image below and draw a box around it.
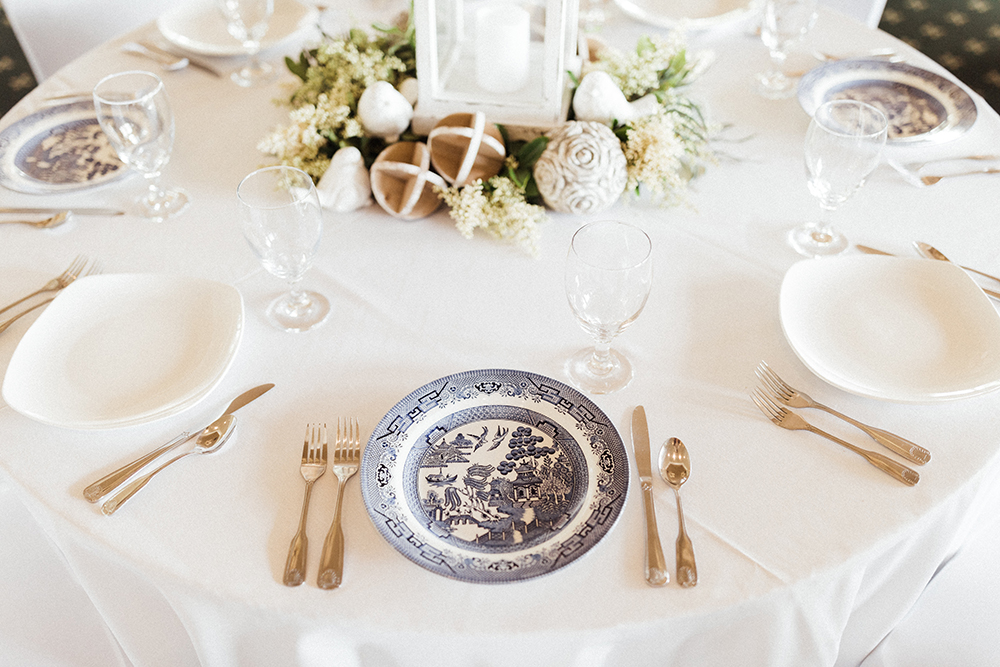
[0,101,126,194]
[612,0,754,31]
[2,274,244,429]
[780,255,1000,402]
[157,0,318,57]
[361,369,629,583]
[798,59,977,144]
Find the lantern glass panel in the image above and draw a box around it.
[432,0,547,106]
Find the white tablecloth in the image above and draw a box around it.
[2,4,1000,666]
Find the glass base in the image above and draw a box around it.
[756,71,797,99]
[138,187,189,222]
[788,223,848,258]
[266,290,330,333]
[566,346,634,394]
[232,60,275,88]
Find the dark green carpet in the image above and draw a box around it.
[0,2,997,116]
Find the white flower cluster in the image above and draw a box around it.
[583,33,687,100]
[436,176,547,256]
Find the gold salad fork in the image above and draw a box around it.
[0,255,87,317]
[751,389,919,486]
[317,418,362,590]
[755,362,930,465]
[283,424,327,587]
[0,258,101,334]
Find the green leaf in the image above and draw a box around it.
[285,54,310,82]
[516,136,549,168]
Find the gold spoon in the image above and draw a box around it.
[658,437,697,587]
[0,211,70,229]
[101,414,237,515]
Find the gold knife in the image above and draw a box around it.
[857,245,1000,301]
[0,207,124,216]
[83,383,275,502]
[632,406,669,587]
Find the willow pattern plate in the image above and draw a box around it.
[361,369,629,583]
[798,59,977,144]
[0,101,126,194]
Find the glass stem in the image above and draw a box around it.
[588,336,615,376]
[812,204,836,242]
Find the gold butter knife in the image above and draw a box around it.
[856,245,1000,301]
[632,406,668,587]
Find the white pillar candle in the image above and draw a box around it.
[475,2,530,94]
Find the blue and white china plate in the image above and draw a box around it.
[2,274,244,429]
[780,256,1000,402]
[798,59,977,144]
[0,101,126,194]
[361,369,629,584]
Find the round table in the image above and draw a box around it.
[2,3,999,666]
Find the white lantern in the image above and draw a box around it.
[411,0,581,136]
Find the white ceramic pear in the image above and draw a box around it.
[316,147,372,212]
[357,81,414,142]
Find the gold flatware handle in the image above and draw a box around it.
[317,484,347,589]
[641,482,669,586]
[818,406,930,465]
[83,432,191,502]
[284,530,308,587]
[0,297,54,334]
[807,425,919,486]
[101,450,192,515]
[673,489,697,587]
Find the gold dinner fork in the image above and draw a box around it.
[0,255,86,317]
[0,259,101,334]
[283,424,328,587]
[317,418,362,590]
[750,389,919,486]
[755,361,930,465]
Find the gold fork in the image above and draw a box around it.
[0,255,86,317]
[755,361,930,465]
[317,418,362,590]
[283,424,328,587]
[751,389,919,486]
[0,259,101,334]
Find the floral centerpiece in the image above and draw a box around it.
[258,12,712,255]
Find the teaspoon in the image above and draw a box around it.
[101,414,237,515]
[0,211,70,229]
[658,437,697,587]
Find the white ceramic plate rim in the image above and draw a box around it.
[157,0,317,57]
[1,274,244,429]
[360,369,629,583]
[797,59,978,144]
[779,255,1000,402]
[0,101,127,194]
[612,0,754,31]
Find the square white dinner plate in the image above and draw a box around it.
[779,255,1000,402]
[2,274,243,429]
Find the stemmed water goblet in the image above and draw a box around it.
[565,220,653,394]
[756,0,818,99]
[237,166,330,333]
[789,99,888,257]
[218,0,275,87]
[93,70,188,221]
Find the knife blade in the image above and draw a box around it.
[0,208,124,216]
[83,383,275,502]
[857,244,1000,300]
[632,406,668,586]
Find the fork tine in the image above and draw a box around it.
[758,362,795,399]
[301,432,309,463]
[751,388,782,421]
[321,423,328,463]
[62,255,85,279]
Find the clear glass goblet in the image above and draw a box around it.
[565,220,653,394]
[93,70,188,221]
[789,99,888,257]
[218,0,275,87]
[756,0,818,99]
[237,166,330,333]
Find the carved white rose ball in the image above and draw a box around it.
[533,121,627,215]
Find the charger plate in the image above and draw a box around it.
[361,369,629,583]
[798,59,977,144]
[0,101,125,194]
[780,256,1000,402]
[157,0,317,57]
[2,274,243,429]
[612,0,754,30]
